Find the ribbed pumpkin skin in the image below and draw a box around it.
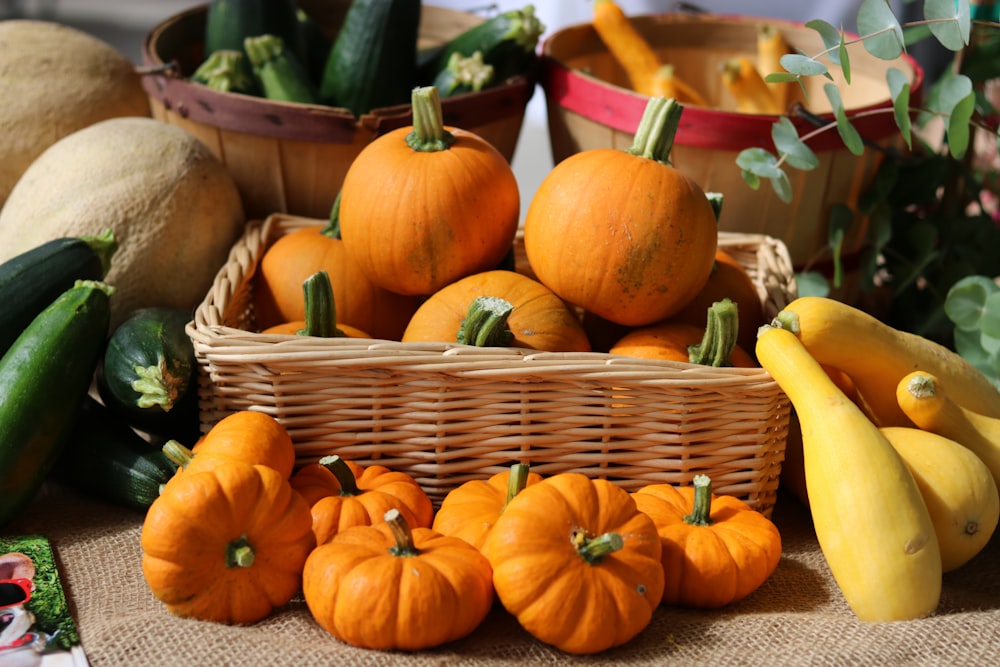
[186,410,296,480]
[608,321,756,367]
[252,226,421,340]
[402,269,591,352]
[484,473,664,654]
[338,126,520,297]
[523,147,717,327]
[141,462,316,624]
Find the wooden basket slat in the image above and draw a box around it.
[189,214,797,515]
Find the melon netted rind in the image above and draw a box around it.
[0,19,152,208]
[0,116,246,329]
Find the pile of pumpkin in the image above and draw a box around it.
[141,409,782,654]
[251,83,765,367]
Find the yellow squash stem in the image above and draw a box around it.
[721,56,782,114]
[650,64,709,106]
[756,325,941,622]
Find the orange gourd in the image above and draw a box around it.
[401,269,591,352]
[290,455,433,545]
[303,508,494,650]
[339,86,519,296]
[523,96,717,327]
[431,463,542,554]
[252,204,421,340]
[141,461,316,624]
[163,410,296,480]
[632,475,782,608]
[609,298,756,367]
[484,472,664,654]
[261,270,370,338]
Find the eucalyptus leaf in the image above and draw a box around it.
[980,291,1000,339]
[769,169,793,203]
[765,71,802,84]
[857,0,905,59]
[825,84,864,155]
[944,275,998,331]
[946,88,976,159]
[772,117,819,170]
[930,71,973,116]
[839,38,851,84]
[924,0,971,51]
[828,204,852,288]
[804,19,843,65]
[736,147,782,179]
[794,271,831,297]
[984,334,1000,359]
[886,68,912,148]
[780,54,829,77]
[952,327,991,368]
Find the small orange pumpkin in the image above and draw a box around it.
[402,269,591,352]
[163,410,296,480]
[484,473,664,654]
[523,96,717,327]
[141,461,316,624]
[632,474,782,609]
[338,86,520,296]
[431,463,542,554]
[252,205,421,339]
[609,298,756,367]
[290,455,434,545]
[262,270,370,338]
[303,508,494,650]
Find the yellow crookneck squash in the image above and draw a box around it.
[141,460,316,624]
[756,324,941,622]
[303,508,494,650]
[483,472,664,654]
[632,475,781,608]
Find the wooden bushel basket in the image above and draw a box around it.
[140,4,535,220]
[540,12,924,268]
[187,214,798,516]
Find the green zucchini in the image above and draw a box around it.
[0,230,116,356]
[191,49,257,94]
[319,0,422,116]
[0,280,114,527]
[55,397,178,512]
[434,51,496,98]
[419,5,544,86]
[97,306,200,441]
[204,0,303,66]
[244,34,319,104]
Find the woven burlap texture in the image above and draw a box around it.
[6,483,999,667]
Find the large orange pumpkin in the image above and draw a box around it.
[338,86,520,296]
[402,269,591,352]
[523,97,717,327]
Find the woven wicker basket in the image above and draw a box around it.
[188,214,797,515]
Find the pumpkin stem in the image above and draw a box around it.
[458,296,515,347]
[300,271,348,338]
[572,529,625,565]
[321,189,343,239]
[405,86,457,152]
[688,298,741,367]
[625,96,683,164]
[502,463,531,510]
[683,474,715,527]
[385,508,420,557]
[319,454,361,496]
[225,534,256,568]
[161,439,195,468]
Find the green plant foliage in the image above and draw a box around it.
[945,276,1000,387]
[857,0,906,59]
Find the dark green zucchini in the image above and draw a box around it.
[0,230,117,356]
[319,0,422,116]
[418,5,544,86]
[0,280,113,527]
[204,0,303,65]
[55,397,178,512]
[244,34,319,104]
[97,306,200,441]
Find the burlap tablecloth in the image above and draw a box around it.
[5,482,999,666]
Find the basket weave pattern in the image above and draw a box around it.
[188,215,797,515]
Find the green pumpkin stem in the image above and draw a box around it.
[319,454,361,496]
[458,296,515,347]
[226,534,256,568]
[626,96,683,165]
[300,270,347,338]
[385,508,420,557]
[321,189,343,239]
[503,463,531,510]
[683,474,715,527]
[161,439,195,468]
[573,529,624,565]
[406,86,457,152]
[687,298,741,367]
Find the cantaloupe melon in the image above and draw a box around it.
[0,116,245,328]
[0,20,151,208]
